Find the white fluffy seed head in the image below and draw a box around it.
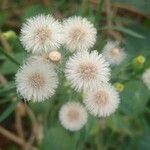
[84,84,120,117]
[20,14,63,54]
[26,54,50,65]
[102,41,126,65]
[15,61,58,102]
[65,50,111,91]
[142,68,150,90]
[62,16,97,52]
[59,102,88,131]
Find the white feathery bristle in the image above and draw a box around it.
[15,60,58,102]
[142,68,150,90]
[59,102,88,131]
[102,41,126,65]
[84,83,120,117]
[20,14,63,54]
[62,16,97,52]
[65,50,111,91]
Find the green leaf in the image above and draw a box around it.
[112,26,145,39]
[113,0,150,14]
[0,52,23,74]
[0,47,20,66]
[0,82,16,97]
[107,113,132,135]
[136,128,150,150]
[101,25,145,39]
[0,100,18,123]
[41,126,76,150]
[125,24,150,57]
[29,100,52,115]
[120,80,149,115]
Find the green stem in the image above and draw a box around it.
[0,47,20,66]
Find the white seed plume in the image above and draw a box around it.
[15,61,58,102]
[84,84,120,117]
[62,16,97,52]
[20,14,63,54]
[142,68,150,90]
[59,102,88,131]
[65,50,111,91]
[102,41,126,65]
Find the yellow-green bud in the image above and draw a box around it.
[136,55,145,64]
[132,55,146,70]
[114,82,124,92]
[2,30,17,41]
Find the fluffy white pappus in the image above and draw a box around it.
[102,41,126,65]
[20,14,63,54]
[65,50,111,91]
[59,102,88,131]
[15,61,58,102]
[62,16,97,52]
[142,68,150,90]
[84,84,120,117]
[25,54,52,65]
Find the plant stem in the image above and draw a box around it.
[0,47,20,66]
[0,126,37,150]
[95,0,105,26]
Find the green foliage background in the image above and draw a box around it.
[0,0,150,150]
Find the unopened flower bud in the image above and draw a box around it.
[3,30,17,41]
[132,55,146,70]
[49,51,61,63]
[114,82,124,92]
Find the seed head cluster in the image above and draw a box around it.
[16,14,122,131]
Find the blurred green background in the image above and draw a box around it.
[0,0,150,150]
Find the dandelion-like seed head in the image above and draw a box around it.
[63,16,97,52]
[35,26,51,44]
[94,90,109,106]
[103,41,126,65]
[15,61,58,102]
[67,108,80,122]
[84,84,120,117]
[59,102,88,131]
[28,73,45,89]
[70,27,86,42]
[65,50,111,91]
[20,14,63,54]
[77,62,97,80]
